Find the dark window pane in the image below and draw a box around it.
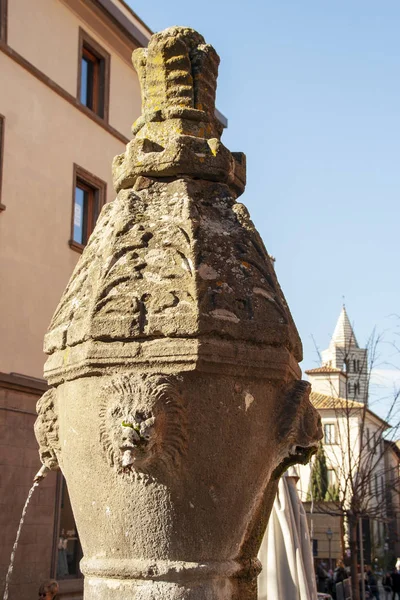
[0,0,6,43]
[73,186,86,244]
[324,423,335,444]
[80,56,94,109]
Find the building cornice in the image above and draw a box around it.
[0,371,48,395]
[92,0,151,47]
[306,366,345,376]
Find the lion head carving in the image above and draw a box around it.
[99,374,187,478]
[273,380,322,477]
[34,388,60,471]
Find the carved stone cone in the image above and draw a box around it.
[35,26,322,600]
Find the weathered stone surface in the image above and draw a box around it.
[35,26,322,600]
[113,27,245,197]
[43,177,301,381]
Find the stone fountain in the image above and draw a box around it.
[35,26,322,600]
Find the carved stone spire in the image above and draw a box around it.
[112,27,246,197]
[36,26,321,600]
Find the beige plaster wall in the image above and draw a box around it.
[309,374,342,398]
[8,0,143,140]
[0,53,127,378]
[109,48,142,137]
[8,0,80,96]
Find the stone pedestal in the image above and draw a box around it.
[35,27,322,600]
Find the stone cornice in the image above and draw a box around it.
[0,371,48,395]
[44,338,301,385]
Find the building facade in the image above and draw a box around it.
[0,1,152,598]
[384,440,400,566]
[297,308,400,568]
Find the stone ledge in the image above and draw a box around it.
[43,337,301,385]
[81,557,262,581]
[0,372,48,395]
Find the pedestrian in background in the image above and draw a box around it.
[367,570,380,599]
[382,572,392,600]
[316,562,329,593]
[38,579,59,600]
[391,569,400,600]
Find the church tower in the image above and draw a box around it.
[307,307,369,403]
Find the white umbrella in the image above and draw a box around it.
[258,469,317,600]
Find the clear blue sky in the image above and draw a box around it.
[129,0,400,415]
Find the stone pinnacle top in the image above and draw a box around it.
[112,27,246,197]
[132,27,220,133]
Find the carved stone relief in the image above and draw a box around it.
[34,388,60,471]
[99,374,187,478]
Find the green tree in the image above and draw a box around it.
[310,442,328,501]
[325,483,340,502]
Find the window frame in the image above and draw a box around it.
[77,28,110,121]
[69,164,107,253]
[327,468,335,487]
[323,422,336,445]
[0,0,7,43]
[0,115,5,212]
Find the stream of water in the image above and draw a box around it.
[2,481,39,600]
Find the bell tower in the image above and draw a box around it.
[321,306,368,403]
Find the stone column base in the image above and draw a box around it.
[81,558,261,600]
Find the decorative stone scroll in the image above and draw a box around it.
[35,25,322,600]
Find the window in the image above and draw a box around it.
[324,423,335,445]
[354,382,360,397]
[372,432,377,454]
[70,165,106,252]
[53,475,82,580]
[327,468,335,486]
[0,115,5,212]
[348,382,352,396]
[0,0,7,42]
[77,29,110,120]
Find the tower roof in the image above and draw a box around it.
[330,306,358,348]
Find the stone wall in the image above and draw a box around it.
[0,379,57,600]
